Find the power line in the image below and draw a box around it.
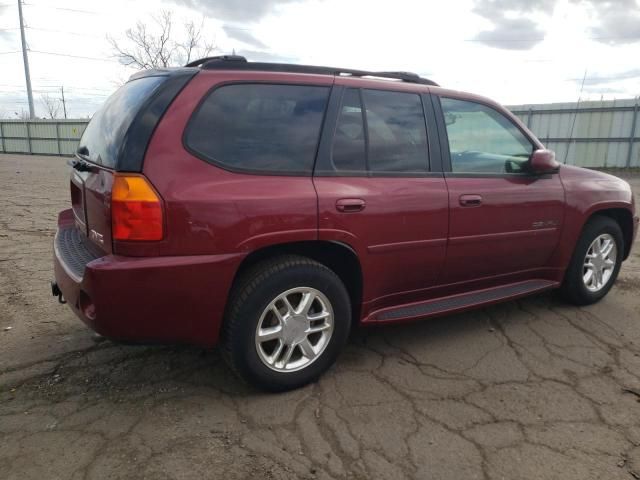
[25,26,103,38]
[0,82,112,90]
[0,79,114,88]
[462,34,640,44]
[21,3,101,15]
[28,49,120,63]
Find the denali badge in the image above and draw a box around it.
[532,220,559,229]
[89,229,104,245]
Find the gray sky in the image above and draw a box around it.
[1,0,639,118]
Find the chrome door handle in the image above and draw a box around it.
[459,194,482,207]
[336,198,366,213]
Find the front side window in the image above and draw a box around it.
[185,84,330,174]
[330,88,429,174]
[440,97,533,174]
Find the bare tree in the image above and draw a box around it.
[108,11,216,69]
[40,94,61,119]
[14,109,30,120]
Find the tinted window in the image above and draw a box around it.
[331,88,366,172]
[78,76,165,168]
[441,98,533,174]
[186,84,329,174]
[363,90,428,173]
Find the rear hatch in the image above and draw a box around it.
[71,70,196,254]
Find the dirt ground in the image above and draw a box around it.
[1,153,640,480]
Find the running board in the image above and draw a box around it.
[368,279,559,323]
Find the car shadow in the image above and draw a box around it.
[15,291,561,402]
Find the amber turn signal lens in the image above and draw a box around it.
[111,174,163,241]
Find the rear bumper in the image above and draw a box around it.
[53,209,242,347]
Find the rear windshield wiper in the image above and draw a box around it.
[69,149,95,172]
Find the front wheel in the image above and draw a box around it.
[561,216,624,306]
[221,255,351,392]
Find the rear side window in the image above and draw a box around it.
[78,76,165,168]
[185,84,330,174]
[332,88,366,172]
[329,88,429,175]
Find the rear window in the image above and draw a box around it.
[78,76,165,168]
[185,84,330,174]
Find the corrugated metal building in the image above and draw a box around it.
[0,119,86,156]
[1,98,639,168]
[508,98,639,168]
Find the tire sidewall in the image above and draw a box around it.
[230,263,351,391]
[568,217,624,303]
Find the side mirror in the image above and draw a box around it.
[529,149,560,175]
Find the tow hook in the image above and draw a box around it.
[51,281,66,304]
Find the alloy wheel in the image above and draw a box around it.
[582,233,617,292]
[254,287,334,373]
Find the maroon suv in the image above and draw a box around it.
[52,56,638,391]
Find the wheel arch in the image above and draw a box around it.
[585,207,634,260]
[229,240,364,327]
[581,206,633,260]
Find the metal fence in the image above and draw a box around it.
[508,98,640,168]
[1,97,639,167]
[0,119,87,156]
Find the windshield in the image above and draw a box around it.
[78,76,165,168]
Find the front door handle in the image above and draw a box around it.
[459,194,482,207]
[336,198,366,213]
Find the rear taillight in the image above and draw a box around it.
[111,174,163,241]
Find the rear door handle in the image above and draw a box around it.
[336,198,366,213]
[459,194,482,207]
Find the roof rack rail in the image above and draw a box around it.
[188,55,439,86]
[185,55,247,68]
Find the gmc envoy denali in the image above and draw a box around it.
[52,56,638,391]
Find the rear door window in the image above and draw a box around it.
[78,76,165,168]
[363,90,429,173]
[328,88,429,175]
[331,88,366,173]
[185,84,330,175]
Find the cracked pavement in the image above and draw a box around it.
[1,153,640,480]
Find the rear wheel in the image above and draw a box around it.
[561,216,624,305]
[221,255,351,392]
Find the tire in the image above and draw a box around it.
[221,255,351,392]
[561,215,624,306]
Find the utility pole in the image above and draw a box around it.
[60,86,67,119]
[17,0,35,119]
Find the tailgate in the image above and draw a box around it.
[69,164,115,254]
[70,170,87,235]
[72,74,171,254]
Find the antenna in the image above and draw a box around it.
[564,68,587,164]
